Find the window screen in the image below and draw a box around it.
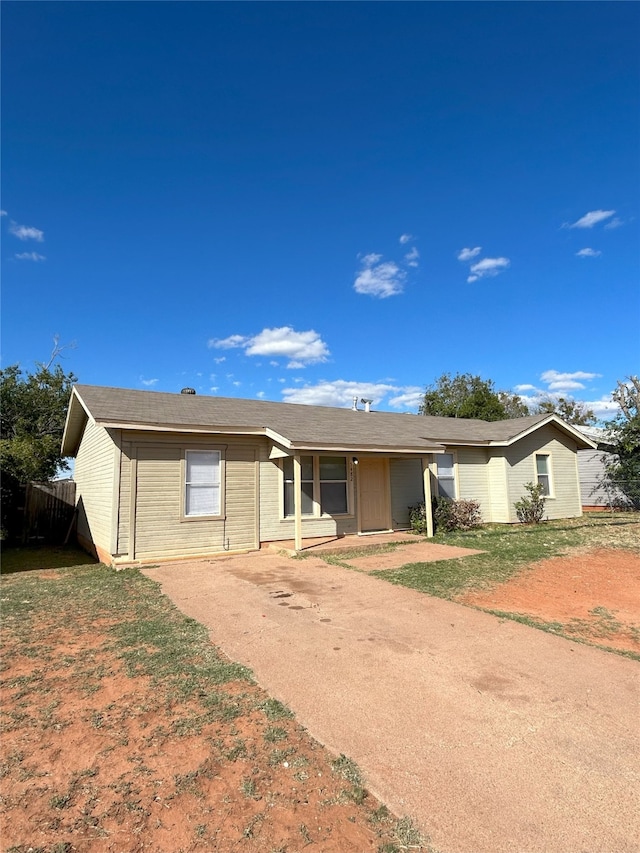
[536,454,551,496]
[185,450,221,516]
[319,456,348,514]
[436,453,456,499]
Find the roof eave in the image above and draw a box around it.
[289,442,445,454]
[61,388,92,457]
[97,420,271,438]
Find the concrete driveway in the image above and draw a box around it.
[144,551,639,853]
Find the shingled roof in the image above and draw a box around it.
[62,384,596,457]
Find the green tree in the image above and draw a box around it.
[419,372,529,421]
[534,396,596,425]
[603,376,640,509]
[1,345,77,536]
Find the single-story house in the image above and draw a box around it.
[61,384,596,565]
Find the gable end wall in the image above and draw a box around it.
[505,425,582,521]
[74,420,117,558]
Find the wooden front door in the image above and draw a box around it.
[358,458,390,532]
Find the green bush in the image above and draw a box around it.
[514,482,547,524]
[408,501,429,534]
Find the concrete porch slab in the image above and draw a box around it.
[263,531,482,566]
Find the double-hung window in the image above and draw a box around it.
[436,453,456,499]
[283,456,314,517]
[283,455,349,517]
[319,456,348,514]
[536,453,552,496]
[184,450,221,516]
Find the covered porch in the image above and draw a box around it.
[282,451,437,551]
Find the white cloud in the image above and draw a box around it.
[576,248,601,258]
[140,377,159,387]
[208,334,247,349]
[404,246,420,268]
[604,216,623,230]
[540,370,600,392]
[354,255,406,298]
[281,379,422,410]
[15,251,46,262]
[457,246,482,262]
[515,370,620,420]
[467,256,510,283]
[583,398,620,419]
[0,210,7,217]
[566,210,615,229]
[256,391,266,399]
[209,326,329,368]
[399,233,413,244]
[210,386,219,393]
[245,327,329,366]
[547,379,589,391]
[9,221,44,241]
[387,388,425,410]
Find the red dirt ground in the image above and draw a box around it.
[0,573,408,853]
[460,548,640,654]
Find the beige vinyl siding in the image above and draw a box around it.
[258,448,357,542]
[505,425,582,521]
[486,452,510,522]
[116,438,132,555]
[74,420,116,554]
[454,447,491,520]
[390,458,424,528]
[126,433,260,560]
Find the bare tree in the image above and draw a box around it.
[41,334,77,371]
[611,375,640,421]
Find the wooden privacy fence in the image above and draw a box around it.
[20,480,76,545]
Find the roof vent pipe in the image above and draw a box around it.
[352,397,359,411]
[181,388,196,395]
[361,398,373,413]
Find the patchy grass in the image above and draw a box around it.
[480,609,640,661]
[0,544,96,574]
[374,514,639,599]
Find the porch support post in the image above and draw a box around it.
[421,455,434,538]
[293,452,303,551]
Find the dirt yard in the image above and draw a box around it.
[459,548,640,654]
[0,563,417,853]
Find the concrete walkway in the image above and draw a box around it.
[144,552,639,853]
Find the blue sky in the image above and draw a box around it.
[2,2,638,420]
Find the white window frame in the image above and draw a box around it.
[182,448,225,520]
[435,451,458,499]
[535,453,554,498]
[281,454,353,519]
